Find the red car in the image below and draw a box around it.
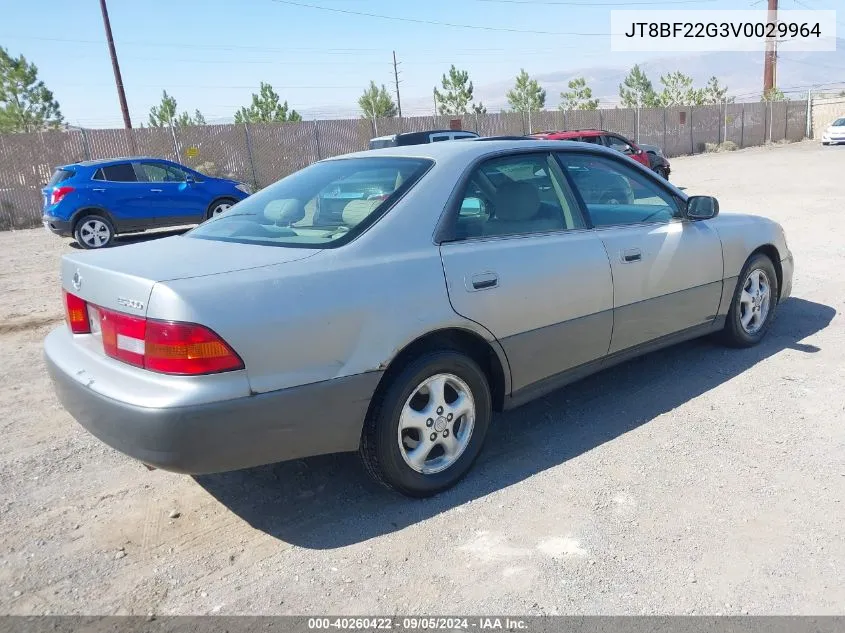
[530,129,652,169]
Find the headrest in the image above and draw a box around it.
[342,199,382,226]
[263,199,303,225]
[493,181,540,222]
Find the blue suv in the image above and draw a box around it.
[42,157,251,249]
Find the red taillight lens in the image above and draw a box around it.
[144,321,244,375]
[94,306,243,375]
[51,186,75,205]
[63,291,91,334]
[99,308,146,368]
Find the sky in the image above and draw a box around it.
[1,0,840,127]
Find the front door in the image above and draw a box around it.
[557,151,723,354]
[439,152,614,393]
[136,161,207,223]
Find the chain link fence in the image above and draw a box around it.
[0,100,808,231]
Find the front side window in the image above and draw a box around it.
[188,157,432,248]
[139,162,189,182]
[451,153,586,241]
[100,163,138,182]
[559,153,680,227]
[579,135,602,145]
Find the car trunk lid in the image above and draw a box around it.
[60,234,318,317]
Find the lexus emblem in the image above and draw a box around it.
[71,270,82,291]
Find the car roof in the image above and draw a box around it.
[64,157,171,168]
[327,138,621,162]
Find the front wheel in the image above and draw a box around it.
[74,215,115,249]
[721,253,779,347]
[206,198,237,220]
[655,165,669,179]
[360,350,492,497]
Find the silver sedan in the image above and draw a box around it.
[44,139,794,497]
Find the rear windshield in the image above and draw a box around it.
[369,138,397,149]
[48,168,75,186]
[187,157,433,248]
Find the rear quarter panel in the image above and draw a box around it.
[148,247,503,395]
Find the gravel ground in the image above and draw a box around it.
[0,140,843,616]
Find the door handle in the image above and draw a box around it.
[150,188,163,193]
[621,248,642,263]
[468,272,499,291]
[92,188,106,193]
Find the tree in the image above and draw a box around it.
[434,65,476,115]
[658,71,701,107]
[358,81,397,119]
[149,91,206,127]
[234,82,302,123]
[472,102,487,115]
[559,77,599,111]
[0,47,63,133]
[148,90,178,127]
[619,65,659,109]
[506,69,546,113]
[701,76,733,104]
[762,87,786,102]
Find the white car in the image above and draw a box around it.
[821,117,845,145]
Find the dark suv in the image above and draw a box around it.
[369,130,479,149]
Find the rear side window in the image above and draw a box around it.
[48,168,74,186]
[100,163,138,182]
[579,136,602,145]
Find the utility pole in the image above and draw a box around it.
[392,51,403,121]
[433,87,438,117]
[99,0,132,129]
[762,0,778,98]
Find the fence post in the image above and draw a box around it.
[689,108,694,154]
[783,99,789,141]
[313,120,323,161]
[80,128,92,161]
[767,101,773,143]
[723,101,728,145]
[806,90,812,139]
[243,123,259,190]
[635,107,640,143]
[474,111,479,134]
[599,109,604,130]
[663,107,667,152]
[169,124,180,162]
[740,104,745,148]
[562,109,568,131]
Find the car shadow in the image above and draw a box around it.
[195,297,835,549]
[69,227,191,249]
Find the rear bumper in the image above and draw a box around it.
[43,215,72,237]
[44,329,382,474]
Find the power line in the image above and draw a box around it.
[473,0,717,5]
[269,0,605,35]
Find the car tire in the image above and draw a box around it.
[360,349,492,497]
[721,253,779,348]
[73,214,115,249]
[206,197,237,220]
[655,165,669,179]
[822,142,830,146]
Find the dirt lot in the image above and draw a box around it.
[0,140,843,616]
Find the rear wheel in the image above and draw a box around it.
[721,253,779,347]
[360,350,492,497]
[206,198,236,220]
[655,165,669,179]
[73,215,114,249]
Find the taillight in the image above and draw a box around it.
[100,308,146,368]
[51,186,75,205]
[63,291,91,334]
[144,321,244,375]
[62,295,243,375]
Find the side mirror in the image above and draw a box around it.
[687,195,719,220]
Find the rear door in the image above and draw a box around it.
[136,161,207,223]
[439,151,613,394]
[94,162,151,230]
[557,150,723,353]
